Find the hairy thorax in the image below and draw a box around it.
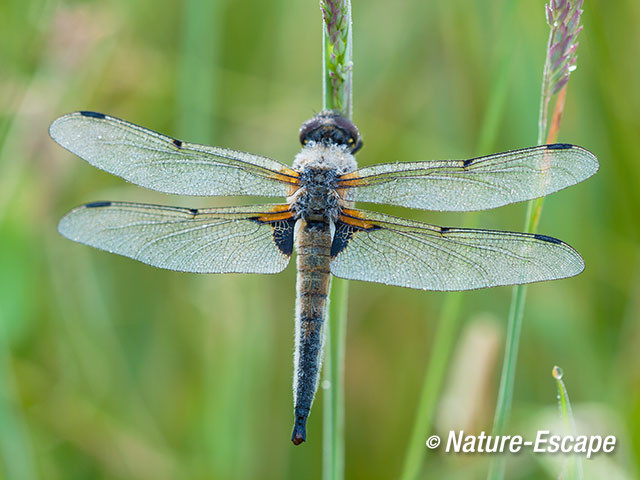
[289,142,357,223]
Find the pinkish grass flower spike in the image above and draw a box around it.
[539,0,583,142]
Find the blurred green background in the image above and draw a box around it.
[1,0,638,478]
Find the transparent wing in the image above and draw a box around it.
[337,144,598,211]
[329,209,584,291]
[58,201,296,274]
[50,111,299,197]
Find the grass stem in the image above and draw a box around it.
[321,1,352,479]
[400,293,463,480]
[487,84,572,480]
[487,2,582,478]
[323,278,349,480]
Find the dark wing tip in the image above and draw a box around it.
[546,143,574,150]
[79,111,107,119]
[85,201,112,208]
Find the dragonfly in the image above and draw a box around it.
[51,110,598,445]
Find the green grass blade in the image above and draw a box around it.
[176,0,239,475]
[0,322,39,480]
[400,293,463,480]
[399,3,517,479]
[552,366,583,480]
[486,281,527,480]
[176,0,219,141]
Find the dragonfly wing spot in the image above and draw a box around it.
[546,143,573,150]
[85,201,112,208]
[249,216,296,257]
[533,233,563,245]
[272,219,296,256]
[79,111,106,119]
[331,217,381,258]
[330,223,353,257]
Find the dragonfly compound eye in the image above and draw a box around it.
[299,110,361,153]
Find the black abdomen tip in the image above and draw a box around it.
[291,412,308,446]
[292,428,306,446]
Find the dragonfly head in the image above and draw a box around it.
[299,110,362,154]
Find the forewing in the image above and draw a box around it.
[330,209,584,291]
[338,144,598,211]
[58,202,295,274]
[50,111,299,197]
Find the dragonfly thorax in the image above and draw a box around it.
[290,142,356,223]
[290,166,341,223]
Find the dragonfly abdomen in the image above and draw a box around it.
[292,219,333,445]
